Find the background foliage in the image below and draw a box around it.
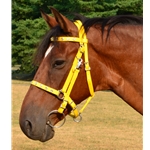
[12,0,143,78]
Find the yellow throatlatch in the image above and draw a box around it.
[31,20,95,120]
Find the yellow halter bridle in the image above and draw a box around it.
[31,20,95,127]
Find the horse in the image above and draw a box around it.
[19,7,143,142]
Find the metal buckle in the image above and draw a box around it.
[76,58,83,69]
[46,110,66,128]
[57,90,64,100]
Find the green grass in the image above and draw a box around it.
[12,80,142,150]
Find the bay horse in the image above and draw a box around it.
[19,7,143,142]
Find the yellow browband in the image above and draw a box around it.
[31,20,94,120]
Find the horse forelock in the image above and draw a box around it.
[33,26,66,66]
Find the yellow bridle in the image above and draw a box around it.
[31,20,95,125]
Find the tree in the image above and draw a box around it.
[77,0,143,17]
[12,18,48,72]
[12,0,49,74]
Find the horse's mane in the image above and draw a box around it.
[34,14,143,66]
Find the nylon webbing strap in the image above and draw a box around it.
[31,80,59,96]
[75,20,94,97]
[74,20,95,114]
[51,37,88,43]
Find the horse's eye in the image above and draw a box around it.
[53,60,65,69]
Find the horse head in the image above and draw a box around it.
[19,7,99,142]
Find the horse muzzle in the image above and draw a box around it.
[19,112,55,142]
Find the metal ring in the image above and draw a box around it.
[46,110,66,128]
[73,114,82,123]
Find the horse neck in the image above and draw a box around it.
[88,25,143,114]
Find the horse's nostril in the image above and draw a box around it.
[25,120,32,136]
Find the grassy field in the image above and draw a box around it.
[12,80,142,150]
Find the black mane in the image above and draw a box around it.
[34,14,143,65]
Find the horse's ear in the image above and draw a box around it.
[50,7,77,34]
[40,9,58,28]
